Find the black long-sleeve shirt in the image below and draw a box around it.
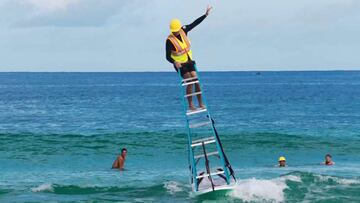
[165,15,207,64]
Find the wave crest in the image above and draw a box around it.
[229,177,288,202]
[163,181,183,195]
[31,183,54,193]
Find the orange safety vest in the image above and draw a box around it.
[167,29,193,63]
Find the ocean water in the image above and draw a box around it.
[1,71,360,202]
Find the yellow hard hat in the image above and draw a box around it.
[278,156,286,162]
[170,19,182,33]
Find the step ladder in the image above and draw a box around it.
[177,64,236,193]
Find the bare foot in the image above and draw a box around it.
[199,104,206,109]
[188,105,197,111]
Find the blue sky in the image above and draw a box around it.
[0,0,359,72]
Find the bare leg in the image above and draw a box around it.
[183,72,196,110]
[190,71,205,108]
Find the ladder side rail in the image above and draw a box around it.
[178,70,199,191]
[193,64,231,185]
[192,64,217,129]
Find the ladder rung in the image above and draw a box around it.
[196,170,225,179]
[184,91,202,98]
[186,108,207,116]
[191,137,216,147]
[189,121,211,128]
[191,140,215,147]
[182,77,198,82]
[192,136,215,144]
[182,80,199,86]
[194,151,219,159]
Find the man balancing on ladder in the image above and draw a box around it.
[166,5,212,111]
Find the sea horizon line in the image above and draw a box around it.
[0,69,360,73]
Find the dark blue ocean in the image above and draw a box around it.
[1,71,360,202]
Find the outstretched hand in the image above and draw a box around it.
[205,5,213,16]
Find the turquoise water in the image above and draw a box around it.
[1,71,360,202]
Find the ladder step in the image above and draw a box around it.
[196,170,225,179]
[182,80,199,86]
[189,121,211,128]
[184,91,202,98]
[186,108,207,116]
[191,140,215,147]
[192,136,215,144]
[182,77,198,82]
[191,137,216,147]
[194,151,219,159]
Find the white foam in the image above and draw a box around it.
[229,178,288,202]
[31,183,53,192]
[279,174,302,183]
[335,178,360,185]
[315,174,360,185]
[164,181,183,195]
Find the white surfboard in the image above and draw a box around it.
[191,178,236,196]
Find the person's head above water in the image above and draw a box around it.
[278,156,286,167]
[324,154,334,166]
[121,148,127,158]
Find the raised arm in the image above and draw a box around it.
[183,5,213,33]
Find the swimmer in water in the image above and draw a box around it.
[323,154,335,166]
[112,148,127,170]
[278,156,286,167]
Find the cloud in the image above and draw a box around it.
[0,0,359,71]
[0,0,140,27]
[2,0,360,28]
[23,0,80,13]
